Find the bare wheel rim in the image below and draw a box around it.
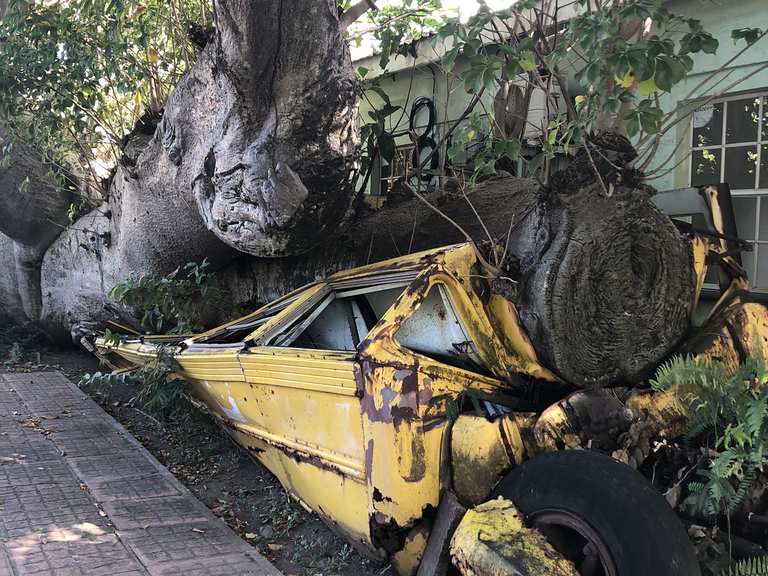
[528,509,618,576]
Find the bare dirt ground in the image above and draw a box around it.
[0,323,387,576]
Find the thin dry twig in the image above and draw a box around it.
[584,140,608,194]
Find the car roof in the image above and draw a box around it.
[328,243,468,282]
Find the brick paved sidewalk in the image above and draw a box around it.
[0,372,281,576]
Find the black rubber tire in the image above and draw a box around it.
[492,450,700,576]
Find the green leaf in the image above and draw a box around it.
[441,46,459,73]
[378,132,396,162]
[518,50,536,72]
[493,138,521,162]
[625,114,641,137]
[367,85,391,106]
[701,35,719,54]
[732,27,764,46]
[526,152,545,175]
[547,126,558,146]
[461,65,485,94]
[638,76,658,96]
[504,58,522,79]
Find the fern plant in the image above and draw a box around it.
[721,555,768,575]
[652,352,768,518]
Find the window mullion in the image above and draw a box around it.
[758,97,764,189]
[720,100,728,183]
[754,197,761,290]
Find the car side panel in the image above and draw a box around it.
[237,347,372,550]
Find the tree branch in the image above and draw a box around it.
[340,0,378,31]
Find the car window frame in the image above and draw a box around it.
[247,275,420,352]
[361,267,505,381]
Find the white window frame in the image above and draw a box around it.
[688,90,768,292]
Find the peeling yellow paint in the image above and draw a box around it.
[451,415,524,506]
[391,521,432,576]
[93,223,763,575]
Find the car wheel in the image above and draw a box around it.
[491,450,700,576]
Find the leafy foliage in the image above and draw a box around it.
[110,259,219,334]
[652,353,768,517]
[81,345,201,424]
[0,0,212,194]
[432,0,720,179]
[720,556,768,576]
[350,0,444,69]
[359,0,765,187]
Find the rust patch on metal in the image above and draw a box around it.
[373,487,394,503]
[369,513,408,554]
[365,438,374,484]
[402,431,426,482]
[222,418,355,479]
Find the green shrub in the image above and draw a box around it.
[81,345,203,425]
[110,259,218,334]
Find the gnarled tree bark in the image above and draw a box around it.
[0,1,697,388]
[0,0,358,340]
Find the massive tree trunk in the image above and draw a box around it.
[0,0,358,340]
[212,176,695,388]
[0,1,696,388]
[0,126,74,324]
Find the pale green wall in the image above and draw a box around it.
[358,56,497,194]
[651,0,768,191]
[357,0,768,194]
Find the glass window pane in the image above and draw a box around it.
[692,102,723,147]
[760,197,768,241]
[761,144,768,189]
[724,145,757,190]
[743,245,757,287]
[725,97,760,144]
[763,97,768,141]
[691,148,721,187]
[756,245,768,289]
[733,196,757,240]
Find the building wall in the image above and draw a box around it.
[652,0,768,290]
[355,0,768,288]
[357,56,499,196]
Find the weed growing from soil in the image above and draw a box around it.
[80,346,205,427]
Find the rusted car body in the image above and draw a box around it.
[95,184,765,574]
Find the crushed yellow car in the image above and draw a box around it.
[94,184,760,576]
